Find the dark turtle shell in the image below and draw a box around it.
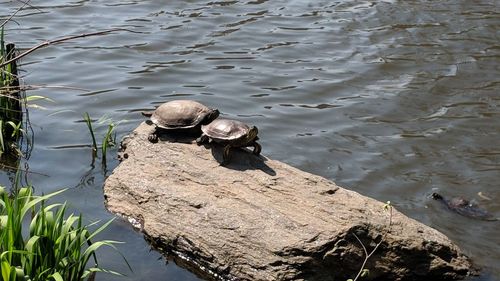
[431,193,498,221]
[201,119,253,141]
[150,100,218,129]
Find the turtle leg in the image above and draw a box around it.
[148,128,159,143]
[196,134,209,145]
[148,133,159,143]
[222,145,233,165]
[252,141,262,155]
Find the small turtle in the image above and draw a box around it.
[196,118,261,164]
[431,193,498,221]
[142,100,219,143]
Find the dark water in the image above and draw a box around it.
[1,0,499,280]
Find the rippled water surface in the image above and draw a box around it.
[1,0,499,280]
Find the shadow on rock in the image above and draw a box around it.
[203,143,276,176]
[105,122,476,281]
[156,131,200,144]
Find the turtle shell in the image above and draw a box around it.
[151,100,215,129]
[432,193,497,221]
[446,197,496,221]
[201,119,250,141]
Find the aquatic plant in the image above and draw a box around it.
[0,4,130,280]
[0,185,128,280]
[83,112,98,157]
[0,27,24,156]
[101,122,116,164]
[0,7,126,156]
[83,112,116,164]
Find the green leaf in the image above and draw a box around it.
[20,189,67,220]
[25,235,40,251]
[49,271,63,281]
[84,218,114,243]
[25,95,55,102]
[0,215,7,227]
[1,260,11,281]
[15,267,26,279]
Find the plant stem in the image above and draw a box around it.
[351,204,393,281]
[83,112,97,157]
[0,29,132,68]
[101,123,115,164]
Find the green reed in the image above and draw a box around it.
[84,113,116,164]
[0,186,128,281]
[101,122,115,164]
[83,112,98,157]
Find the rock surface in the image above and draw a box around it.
[104,122,474,281]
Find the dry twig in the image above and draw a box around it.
[0,28,130,68]
[350,202,393,281]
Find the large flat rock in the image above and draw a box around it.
[104,122,474,280]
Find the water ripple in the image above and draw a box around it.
[8,0,500,279]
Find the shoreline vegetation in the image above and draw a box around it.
[0,183,127,281]
[0,31,24,158]
[1,3,129,280]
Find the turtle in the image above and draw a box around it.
[431,192,498,221]
[142,100,219,143]
[196,118,261,164]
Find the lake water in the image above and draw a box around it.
[1,0,499,280]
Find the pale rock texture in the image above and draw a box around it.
[104,122,474,280]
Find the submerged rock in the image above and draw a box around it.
[104,122,475,280]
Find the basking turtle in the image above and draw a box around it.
[196,118,261,164]
[142,100,219,143]
[431,193,498,221]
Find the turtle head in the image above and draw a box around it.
[431,192,443,200]
[247,126,259,143]
[203,109,220,124]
